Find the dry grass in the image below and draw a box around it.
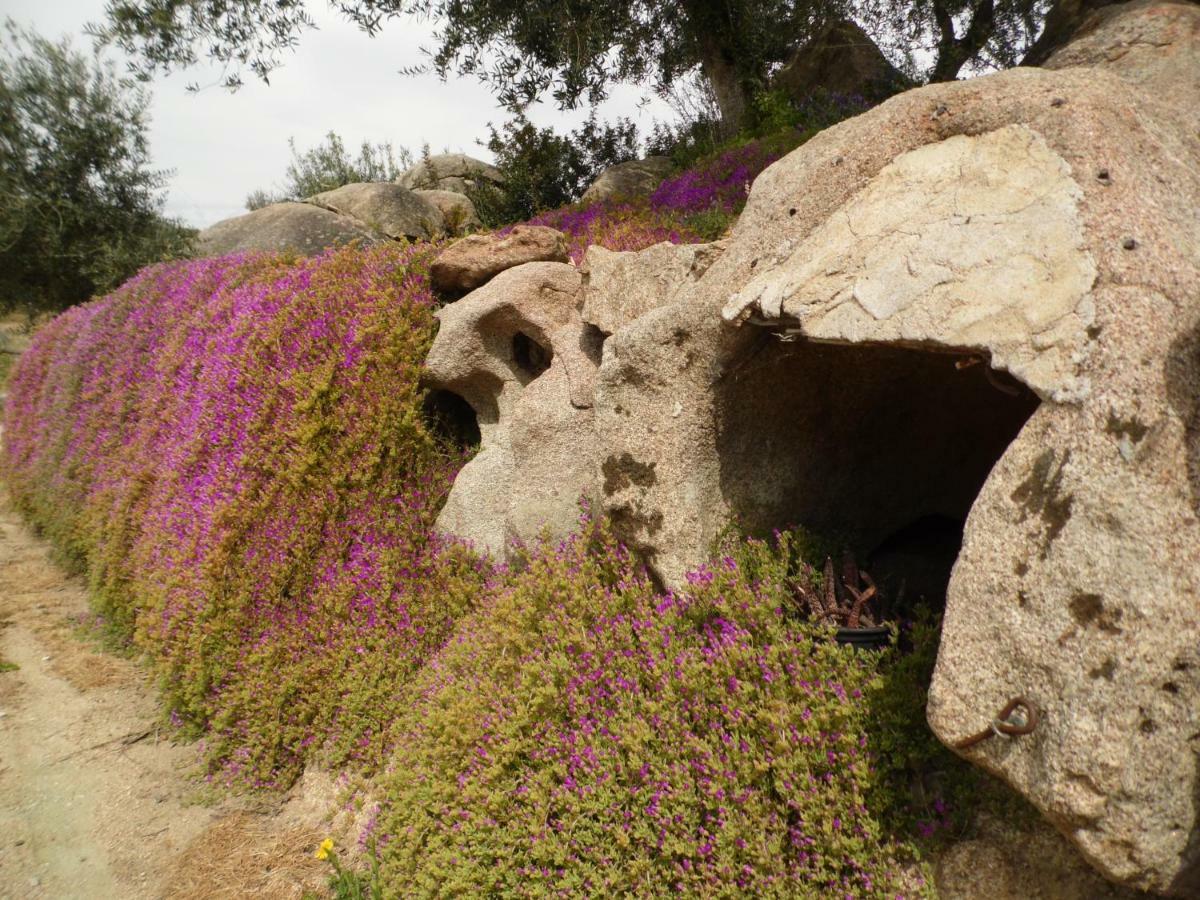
[0,521,126,691]
[165,812,331,899]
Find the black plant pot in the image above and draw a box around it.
[834,626,892,650]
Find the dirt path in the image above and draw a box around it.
[0,488,336,900]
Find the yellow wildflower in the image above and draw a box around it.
[314,838,334,861]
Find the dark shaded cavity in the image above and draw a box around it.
[715,339,1040,611]
[580,323,607,367]
[1165,321,1200,518]
[512,331,552,380]
[422,389,481,449]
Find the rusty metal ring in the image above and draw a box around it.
[953,696,1039,750]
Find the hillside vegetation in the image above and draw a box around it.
[1,142,1008,897]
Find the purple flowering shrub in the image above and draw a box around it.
[373,519,974,896]
[525,200,708,265]
[521,139,784,263]
[648,141,780,216]
[2,245,491,785]
[4,237,1009,892]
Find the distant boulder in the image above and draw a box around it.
[414,189,482,236]
[580,157,674,205]
[431,225,569,297]
[398,154,504,194]
[308,183,444,241]
[773,19,910,104]
[197,203,380,257]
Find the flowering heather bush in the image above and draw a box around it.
[648,141,780,216]
[2,245,490,784]
[524,200,709,265]
[373,520,982,896]
[521,139,784,263]
[4,219,1011,893]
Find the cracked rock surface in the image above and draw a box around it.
[722,124,1097,401]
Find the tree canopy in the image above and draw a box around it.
[95,0,1086,133]
[0,21,193,314]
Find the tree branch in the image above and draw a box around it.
[930,0,998,82]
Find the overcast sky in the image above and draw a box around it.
[3,0,676,228]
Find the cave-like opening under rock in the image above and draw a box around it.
[716,337,1040,612]
[422,388,482,449]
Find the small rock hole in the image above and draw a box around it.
[1096,168,1111,184]
[788,208,797,217]
[1089,659,1117,681]
[422,389,481,449]
[512,331,552,380]
[580,323,606,367]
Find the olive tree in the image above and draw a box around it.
[95,0,855,133]
[93,0,1121,135]
[0,22,192,314]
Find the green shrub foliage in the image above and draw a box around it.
[370,521,979,896]
[245,131,413,210]
[0,23,194,315]
[469,113,639,227]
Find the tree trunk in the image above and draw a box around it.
[929,0,997,82]
[696,34,752,135]
[682,0,754,135]
[1022,0,1125,65]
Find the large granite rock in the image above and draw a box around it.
[1041,0,1200,128]
[307,183,444,241]
[581,241,725,335]
[423,262,597,556]
[580,157,674,205]
[721,123,1096,401]
[425,4,1199,891]
[398,153,504,194]
[414,189,482,235]
[197,203,381,256]
[589,3,1200,894]
[431,225,569,296]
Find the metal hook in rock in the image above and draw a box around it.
[953,696,1040,750]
